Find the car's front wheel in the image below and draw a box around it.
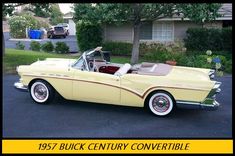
[30,80,55,104]
[147,91,174,116]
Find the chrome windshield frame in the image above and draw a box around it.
[71,47,104,71]
[71,52,89,71]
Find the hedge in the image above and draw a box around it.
[102,41,186,56]
[184,27,232,52]
[76,22,102,51]
[41,41,54,53]
[102,42,132,56]
[30,41,41,51]
[55,42,70,54]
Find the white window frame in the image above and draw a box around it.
[152,21,174,42]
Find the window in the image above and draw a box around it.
[153,22,173,41]
[140,21,152,40]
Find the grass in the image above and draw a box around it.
[3,49,138,74]
[3,49,78,74]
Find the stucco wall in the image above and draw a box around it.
[173,21,201,41]
[203,21,223,28]
[104,23,133,42]
[104,21,223,42]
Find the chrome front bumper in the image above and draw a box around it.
[14,82,28,92]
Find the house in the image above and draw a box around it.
[63,12,76,35]
[104,3,232,43]
[64,3,232,41]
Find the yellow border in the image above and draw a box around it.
[2,139,233,154]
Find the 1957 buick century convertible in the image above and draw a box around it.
[14,47,221,116]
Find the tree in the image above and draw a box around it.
[2,3,50,55]
[74,3,221,64]
[49,4,64,25]
[22,4,51,17]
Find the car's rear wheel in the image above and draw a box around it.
[30,80,55,104]
[147,91,174,116]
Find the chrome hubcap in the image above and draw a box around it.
[34,84,48,100]
[152,96,170,112]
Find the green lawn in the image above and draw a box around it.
[3,48,135,74]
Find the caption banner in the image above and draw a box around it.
[2,139,233,154]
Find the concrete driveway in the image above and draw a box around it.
[4,32,79,52]
[3,74,232,138]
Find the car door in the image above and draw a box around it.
[72,69,121,105]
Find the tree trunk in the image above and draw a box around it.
[130,22,141,64]
[2,31,5,56]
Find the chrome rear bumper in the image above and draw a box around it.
[14,82,28,92]
[176,100,220,110]
[176,81,221,111]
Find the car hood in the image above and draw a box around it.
[168,65,211,81]
[30,58,77,68]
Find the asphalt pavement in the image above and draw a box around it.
[3,74,232,138]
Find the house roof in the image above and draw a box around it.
[63,12,74,19]
[159,3,232,21]
[216,3,232,20]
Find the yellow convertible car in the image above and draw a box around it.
[14,47,221,116]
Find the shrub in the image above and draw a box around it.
[76,22,102,51]
[9,15,41,38]
[224,59,232,73]
[30,41,41,51]
[9,16,28,38]
[221,27,232,51]
[102,41,186,56]
[184,28,232,52]
[55,42,69,54]
[15,41,25,50]
[102,42,132,56]
[41,41,54,52]
[140,40,186,56]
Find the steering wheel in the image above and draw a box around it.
[88,61,93,69]
[88,59,98,72]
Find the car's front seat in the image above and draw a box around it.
[114,63,131,76]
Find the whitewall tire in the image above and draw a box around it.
[30,80,55,104]
[148,92,174,116]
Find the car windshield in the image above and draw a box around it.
[72,47,104,71]
[72,56,87,70]
[54,27,64,31]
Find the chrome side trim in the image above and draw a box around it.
[14,82,28,92]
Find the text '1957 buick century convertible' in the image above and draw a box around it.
[14,47,221,116]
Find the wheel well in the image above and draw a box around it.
[144,89,176,108]
[28,79,55,91]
